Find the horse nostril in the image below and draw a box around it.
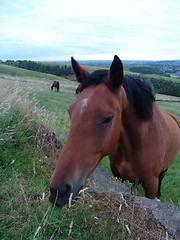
[62,183,72,196]
[49,183,72,206]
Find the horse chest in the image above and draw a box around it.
[110,150,140,183]
[117,159,140,182]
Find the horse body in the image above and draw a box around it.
[110,102,180,198]
[49,55,180,206]
[51,80,59,92]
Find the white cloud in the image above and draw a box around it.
[0,0,180,60]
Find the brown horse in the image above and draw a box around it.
[49,55,180,206]
[51,80,60,92]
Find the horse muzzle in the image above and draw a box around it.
[49,183,73,206]
[49,181,84,207]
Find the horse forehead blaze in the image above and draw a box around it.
[80,97,88,114]
[72,84,120,118]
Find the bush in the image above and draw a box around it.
[150,77,180,97]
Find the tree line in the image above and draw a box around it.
[129,66,170,77]
[150,77,180,97]
[128,66,180,97]
[3,60,73,77]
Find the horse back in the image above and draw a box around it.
[161,110,180,143]
[165,111,180,128]
[160,109,180,167]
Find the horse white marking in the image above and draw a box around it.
[80,98,88,114]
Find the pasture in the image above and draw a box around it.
[0,64,180,239]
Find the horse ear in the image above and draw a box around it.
[71,57,87,83]
[109,55,124,89]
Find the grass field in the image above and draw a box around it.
[0,64,180,239]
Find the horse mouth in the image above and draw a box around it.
[49,183,84,207]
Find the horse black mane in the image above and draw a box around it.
[80,70,110,90]
[123,76,155,120]
[79,70,155,121]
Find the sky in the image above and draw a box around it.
[0,0,180,61]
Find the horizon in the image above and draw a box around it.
[2,58,180,62]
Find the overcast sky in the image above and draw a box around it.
[0,0,180,61]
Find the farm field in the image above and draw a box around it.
[0,64,180,239]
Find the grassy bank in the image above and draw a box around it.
[0,65,180,204]
[0,89,166,240]
[0,65,180,238]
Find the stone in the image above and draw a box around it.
[87,166,180,239]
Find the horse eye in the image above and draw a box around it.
[101,115,114,125]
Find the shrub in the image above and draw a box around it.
[150,77,180,97]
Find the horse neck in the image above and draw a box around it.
[120,87,145,149]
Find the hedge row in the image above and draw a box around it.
[3,60,73,77]
[129,66,170,77]
[150,77,180,97]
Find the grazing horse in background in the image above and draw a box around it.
[49,55,180,207]
[51,81,60,92]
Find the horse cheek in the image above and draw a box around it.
[101,123,121,156]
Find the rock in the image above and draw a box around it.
[87,166,180,239]
[135,197,180,238]
[34,123,62,156]
[87,166,130,195]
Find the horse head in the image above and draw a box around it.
[49,55,126,206]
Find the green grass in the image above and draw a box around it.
[157,101,180,118]
[0,64,179,238]
[0,64,180,204]
[0,63,59,80]
[1,90,162,240]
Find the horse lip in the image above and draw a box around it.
[49,181,85,207]
[49,193,67,207]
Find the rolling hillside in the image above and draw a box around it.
[0,64,180,239]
